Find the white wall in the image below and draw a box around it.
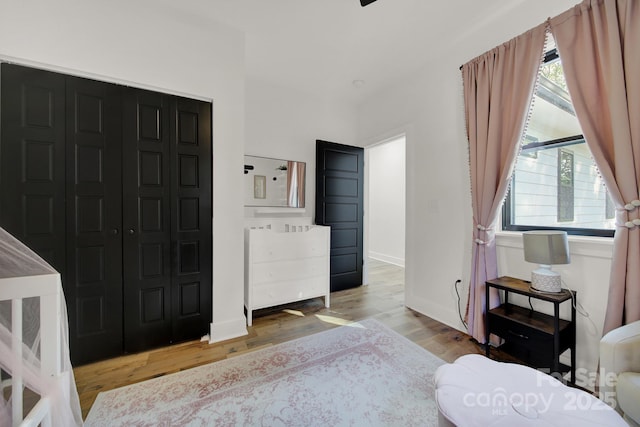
[356,0,611,388]
[244,77,358,221]
[358,60,471,325]
[0,0,248,342]
[367,137,406,266]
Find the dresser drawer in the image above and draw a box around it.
[250,257,328,285]
[489,312,553,349]
[251,276,328,309]
[251,234,327,263]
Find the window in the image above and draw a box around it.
[502,37,615,237]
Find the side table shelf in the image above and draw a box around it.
[485,276,576,383]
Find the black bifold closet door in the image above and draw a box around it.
[0,63,212,364]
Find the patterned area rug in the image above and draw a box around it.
[85,318,444,426]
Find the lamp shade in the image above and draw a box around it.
[522,230,570,265]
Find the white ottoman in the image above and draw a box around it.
[434,354,626,426]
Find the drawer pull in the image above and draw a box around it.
[508,330,529,340]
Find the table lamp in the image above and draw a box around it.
[522,230,570,293]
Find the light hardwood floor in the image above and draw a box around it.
[74,259,493,419]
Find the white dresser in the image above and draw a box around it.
[244,225,330,326]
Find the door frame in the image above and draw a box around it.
[0,55,212,103]
[361,126,411,287]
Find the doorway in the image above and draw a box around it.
[364,135,406,285]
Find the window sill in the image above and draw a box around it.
[496,230,614,260]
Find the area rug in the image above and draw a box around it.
[85,318,444,426]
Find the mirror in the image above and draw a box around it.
[244,155,306,208]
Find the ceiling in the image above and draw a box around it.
[170,0,526,105]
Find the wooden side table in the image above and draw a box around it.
[485,276,576,383]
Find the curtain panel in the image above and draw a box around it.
[550,0,640,334]
[296,161,305,206]
[461,24,547,343]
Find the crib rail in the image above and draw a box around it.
[1,273,61,427]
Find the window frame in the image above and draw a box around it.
[501,48,615,238]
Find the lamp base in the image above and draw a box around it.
[530,266,562,293]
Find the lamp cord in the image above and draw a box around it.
[527,280,597,331]
[454,279,468,329]
[561,281,591,318]
[563,283,599,334]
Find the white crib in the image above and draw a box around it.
[0,228,81,427]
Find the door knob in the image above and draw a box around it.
[127,229,135,235]
[110,228,119,235]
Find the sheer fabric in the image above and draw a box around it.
[550,0,640,334]
[461,24,547,343]
[286,161,306,208]
[0,227,82,426]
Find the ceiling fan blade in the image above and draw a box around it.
[360,0,378,6]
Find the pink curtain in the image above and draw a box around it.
[286,161,306,207]
[550,0,640,334]
[287,161,295,205]
[296,162,306,207]
[462,24,547,343]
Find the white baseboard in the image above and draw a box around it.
[369,252,405,267]
[208,317,248,343]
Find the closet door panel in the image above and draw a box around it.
[2,64,213,362]
[0,64,66,275]
[170,97,212,341]
[122,88,172,352]
[66,76,123,364]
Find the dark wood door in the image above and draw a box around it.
[1,64,213,363]
[170,96,212,341]
[315,140,364,291]
[66,76,124,364]
[121,90,213,352]
[0,64,67,275]
[122,89,173,352]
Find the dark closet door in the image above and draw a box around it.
[121,91,213,352]
[122,89,173,352]
[315,140,364,292]
[66,76,124,364]
[1,63,213,363]
[170,97,212,341]
[0,64,67,274]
